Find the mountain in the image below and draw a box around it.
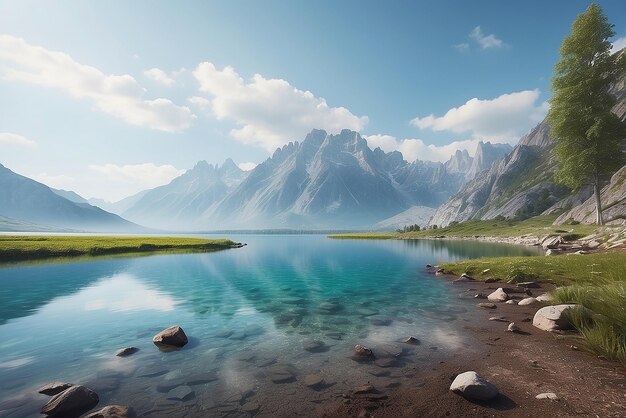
[199,129,474,229]
[0,163,143,232]
[51,188,89,204]
[121,159,247,229]
[88,190,150,215]
[374,206,437,230]
[466,141,513,180]
[429,74,626,227]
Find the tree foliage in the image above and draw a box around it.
[548,3,626,191]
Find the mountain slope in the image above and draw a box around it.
[430,73,626,227]
[122,159,247,229]
[0,163,143,232]
[88,190,149,215]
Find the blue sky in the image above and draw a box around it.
[1,0,625,201]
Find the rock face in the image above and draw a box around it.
[449,371,499,401]
[532,304,581,331]
[152,325,188,348]
[555,165,626,225]
[429,75,626,227]
[38,382,73,396]
[487,288,509,302]
[85,405,130,418]
[40,385,99,417]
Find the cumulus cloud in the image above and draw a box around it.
[411,90,549,143]
[88,163,184,188]
[192,62,368,151]
[0,132,36,147]
[469,26,503,49]
[365,135,483,163]
[238,162,258,171]
[0,35,194,132]
[611,36,626,54]
[143,67,175,86]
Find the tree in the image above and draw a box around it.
[548,3,626,225]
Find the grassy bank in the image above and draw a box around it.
[329,215,599,239]
[440,252,626,362]
[0,235,241,262]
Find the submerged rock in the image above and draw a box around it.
[303,340,327,353]
[38,382,73,396]
[354,344,374,357]
[354,384,376,394]
[402,336,420,345]
[477,303,497,309]
[152,325,188,348]
[41,385,99,417]
[115,347,139,357]
[304,374,325,389]
[166,386,194,401]
[449,371,498,401]
[85,405,130,418]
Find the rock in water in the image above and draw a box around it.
[487,288,509,302]
[38,382,73,396]
[115,347,139,357]
[449,371,499,401]
[85,405,130,418]
[402,336,420,345]
[477,303,497,309]
[166,386,194,401]
[304,374,325,389]
[354,344,374,357]
[152,325,188,348]
[41,385,99,417]
[532,304,581,332]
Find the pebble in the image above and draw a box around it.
[478,303,497,309]
[535,392,558,400]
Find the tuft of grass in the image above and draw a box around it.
[0,235,240,262]
[553,282,626,362]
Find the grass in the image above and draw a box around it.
[329,215,599,239]
[440,252,626,362]
[0,235,241,262]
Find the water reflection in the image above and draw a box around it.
[0,236,539,416]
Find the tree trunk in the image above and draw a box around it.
[594,179,604,226]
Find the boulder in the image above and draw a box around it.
[505,300,517,305]
[532,304,581,332]
[507,323,521,333]
[487,288,509,302]
[85,405,130,418]
[542,236,563,250]
[518,297,538,306]
[536,293,553,302]
[152,325,188,348]
[449,371,499,401]
[41,385,99,417]
[38,382,73,396]
[115,347,139,357]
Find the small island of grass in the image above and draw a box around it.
[0,235,243,263]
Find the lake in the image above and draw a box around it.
[0,235,540,417]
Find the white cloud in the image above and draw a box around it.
[411,90,548,143]
[454,43,470,52]
[31,173,76,189]
[143,67,175,86]
[365,134,483,163]
[0,132,36,147]
[193,62,368,151]
[187,95,211,108]
[88,163,184,188]
[238,162,257,171]
[611,36,626,54]
[0,35,194,132]
[469,26,503,49]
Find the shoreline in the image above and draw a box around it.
[325,271,626,417]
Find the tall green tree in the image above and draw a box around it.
[548,3,626,225]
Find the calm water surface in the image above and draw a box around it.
[0,236,540,417]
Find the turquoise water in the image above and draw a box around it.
[0,236,539,416]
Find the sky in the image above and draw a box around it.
[1,0,625,202]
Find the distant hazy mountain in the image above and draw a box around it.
[466,141,513,180]
[0,163,143,232]
[374,206,437,230]
[88,190,150,215]
[121,159,247,229]
[51,188,89,204]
